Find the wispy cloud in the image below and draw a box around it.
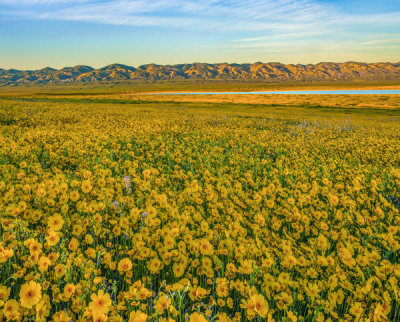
[2,0,400,50]
[0,0,91,4]
[233,30,332,43]
[361,38,400,46]
[0,0,336,30]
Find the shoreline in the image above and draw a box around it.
[0,80,399,96]
[135,84,400,95]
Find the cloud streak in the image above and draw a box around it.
[362,38,400,46]
[0,0,91,4]
[0,0,339,31]
[2,0,399,35]
[1,0,400,56]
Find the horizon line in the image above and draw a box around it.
[2,60,400,71]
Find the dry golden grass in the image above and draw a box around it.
[101,93,400,110]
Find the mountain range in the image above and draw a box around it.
[1,62,400,85]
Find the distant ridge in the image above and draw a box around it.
[1,62,400,86]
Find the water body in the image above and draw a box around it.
[152,90,400,95]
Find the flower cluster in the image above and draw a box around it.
[0,100,400,321]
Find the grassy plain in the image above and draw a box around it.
[0,88,400,321]
[1,79,399,95]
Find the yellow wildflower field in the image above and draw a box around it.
[0,98,400,321]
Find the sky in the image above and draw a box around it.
[0,0,399,70]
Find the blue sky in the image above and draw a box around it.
[0,0,399,69]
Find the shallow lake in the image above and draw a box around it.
[153,90,400,95]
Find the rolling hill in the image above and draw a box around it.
[1,62,400,86]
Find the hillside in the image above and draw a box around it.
[1,62,400,86]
